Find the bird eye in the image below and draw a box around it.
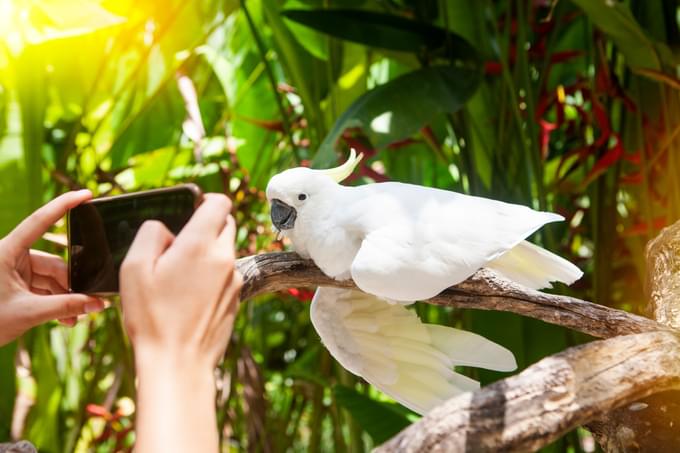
[298,193,307,201]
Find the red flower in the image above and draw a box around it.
[287,288,315,302]
[86,404,111,419]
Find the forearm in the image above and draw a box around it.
[134,353,218,453]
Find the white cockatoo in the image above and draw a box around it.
[266,150,582,414]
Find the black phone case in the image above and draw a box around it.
[67,184,202,295]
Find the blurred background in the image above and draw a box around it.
[0,0,678,451]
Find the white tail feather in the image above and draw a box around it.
[311,287,518,415]
[486,240,582,290]
[427,325,517,372]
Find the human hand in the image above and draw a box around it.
[120,193,242,371]
[119,193,242,453]
[0,190,106,346]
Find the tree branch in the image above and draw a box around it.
[236,252,667,339]
[585,221,680,451]
[235,251,679,451]
[646,222,680,329]
[375,331,680,452]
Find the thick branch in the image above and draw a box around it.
[588,390,680,452]
[375,331,680,453]
[236,252,667,339]
[587,220,680,451]
[646,222,680,329]
[236,252,679,451]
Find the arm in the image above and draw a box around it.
[0,190,105,346]
[133,350,220,451]
[119,194,242,453]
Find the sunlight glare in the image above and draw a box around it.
[370,111,392,134]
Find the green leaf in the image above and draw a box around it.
[195,45,238,105]
[109,82,184,169]
[381,140,445,186]
[15,45,47,209]
[0,97,32,229]
[570,0,661,70]
[0,342,17,442]
[116,146,191,189]
[313,65,480,167]
[281,8,476,60]
[262,0,329,149]
[26,327,63,450]
[25,0,126,43]
[0,83,7,140]
[285,344,329,387]
[0,61,40,439]
[333,384,412,444]
[282,1,330,60]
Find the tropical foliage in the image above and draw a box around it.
[0,0,678,451]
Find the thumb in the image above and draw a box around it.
[6,189,92,254]
[24,293,106,326]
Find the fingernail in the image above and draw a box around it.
[84,300,104,313]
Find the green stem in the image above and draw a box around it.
[338,367,364,453]
[515,0,546,211]
[421,128,449,165]
[446,113,476,194]
[240,0,300,162]
[308,349,331,453]
[261,0,326,150]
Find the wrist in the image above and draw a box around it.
[134,341,216,373]
[136,366,216,406]
[135,347,216,390]
[133,347,219,452]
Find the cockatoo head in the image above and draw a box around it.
[266,149,363,232]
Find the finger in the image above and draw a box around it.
[214,274,241,358]
[59,317,77,327]
[23,293,105,327]
[31,274,67,295]
[7,190,92,252]
[176,194,231,245]
[208,267,241,336]
[30,250,68,289]
[218,286,240,322]
[217,215,237,251]
[121,220,174,272]
[217,270,243,320]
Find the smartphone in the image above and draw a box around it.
[68,184,202,295]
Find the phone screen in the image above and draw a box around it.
[68,186,199,294]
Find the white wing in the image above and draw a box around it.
[346,182,574,301]
[310,287,516,415]
[487,240,583,289]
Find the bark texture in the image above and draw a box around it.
[588,391,680,452]
[0,442,36,453]
[375,332,680,453]
[236,252,666,339]
[646,223,680,329]
[584,221,680,452]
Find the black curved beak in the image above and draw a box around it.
[271,199,297,230]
